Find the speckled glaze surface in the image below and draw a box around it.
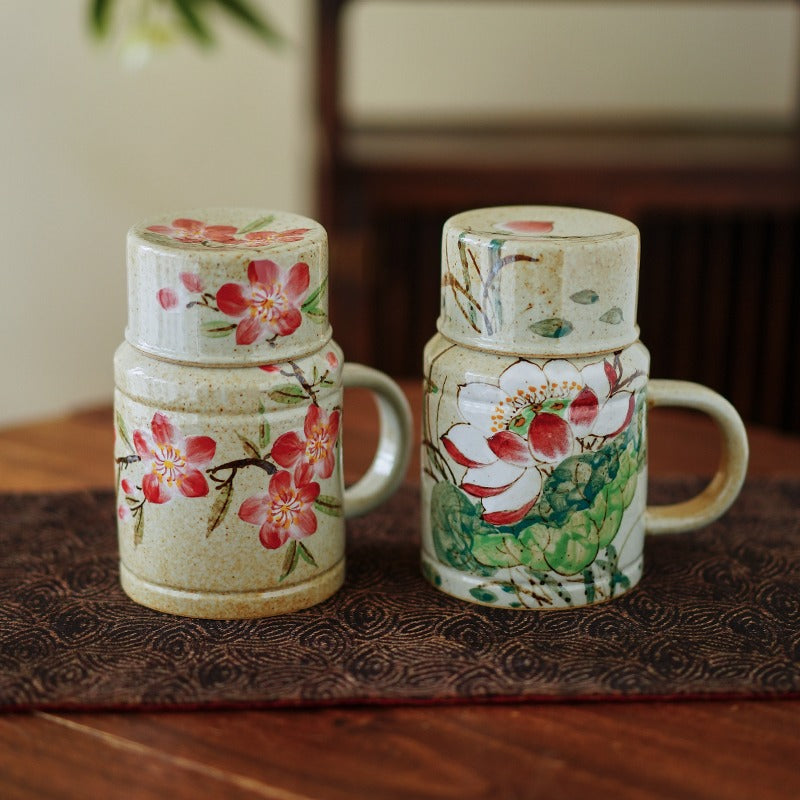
[116,210,412,618]
[126,209,330,364]
[422,206,749,609]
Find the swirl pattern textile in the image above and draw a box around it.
[0,480,798,710]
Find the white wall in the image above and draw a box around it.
[1,0,797,426]
[345,1,799,125]
[0,0,313,426]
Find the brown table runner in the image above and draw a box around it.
[1,479,798,710]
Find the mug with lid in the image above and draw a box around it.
[421,206,748,609]
[115,209,412,618]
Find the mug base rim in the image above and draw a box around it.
[421,551,642,610]
[119,558,345,619]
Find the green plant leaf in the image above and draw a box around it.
[115,411,133,452]
[207,481,234,536]
[570,289,599,305]
[201,320,237,337]
[214,0,285,47]
[174,0,214,46]
[89,0,112,37]
[600,307,624,324]
[268,383,307,404]
[530,318,573,338]
[314,495,343,517]
[238,215,275,234]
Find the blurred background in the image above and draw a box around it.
[1,0,798,428]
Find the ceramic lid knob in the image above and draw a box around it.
[440,206,640,356]
[126,209,330,364]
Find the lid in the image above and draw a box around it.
[439,206,640,356]
[126,209,330,365]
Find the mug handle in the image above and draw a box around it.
[645,379,749,535]
[341,363,413,518]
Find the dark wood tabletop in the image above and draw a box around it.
[1,380,799,800]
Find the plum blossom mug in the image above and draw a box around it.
[421,206,749,609]
[115,209,412,618]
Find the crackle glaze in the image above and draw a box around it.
[421,206,749,609]
[116,209,412,618]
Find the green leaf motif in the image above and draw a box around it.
[280,540,300,582]
[530,318,573,338]
[570,289,599,305]
[471,533,524,569]
[600,307,624,325]
[208,481,234,536]
[469,587,498,604]
[314,495,343,517]
[133,507,145,547]
[259,417,271,451]
[430,482,494,575]
[115,411,133,452]
[238,215,276,234]
[297,542,318,567]
[301,277,328,313]
[268,384,308,404]
[201,320,237,338]
[237,433,261,459]
[304,308,327,323]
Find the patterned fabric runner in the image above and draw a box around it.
[1,480,798,710]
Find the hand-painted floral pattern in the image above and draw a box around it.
[242,228,310,246]
[147,218,239,245]
[133,412,217,504]
[441,358,637,525]
[216,259,311,345]
[157,272,205,311]
[117,359,341,578]
[145,218,312,249]
[238,470,321,550]
[493,220,554,234]
[272,404,341,484]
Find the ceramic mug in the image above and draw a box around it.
[421,206,749,609]
[115,209,412,618]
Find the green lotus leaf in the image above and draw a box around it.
[544,510,600,575]
[471,532,525,569]
[430,482,493,575]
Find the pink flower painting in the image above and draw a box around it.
[238,470,321,550]
[441,358,636,525]
[147,218,239,245]
[271,404,341,484]
[494,220,555,235]
[216,259,310,345]
[242,228,311,246]
[133,412,217,504]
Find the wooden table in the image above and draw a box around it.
[1,382,799,799]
